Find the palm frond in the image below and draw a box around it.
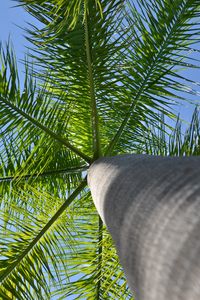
[16,0,135,157]
[106,0,200,154]
[18,0,103,31]
[1,0,200,299]
[0,180,87,300]
[13,0,200,156]
[0,45,91,163]
[142,106,200,156]
[49,193,132,299]
[169,106,200,156]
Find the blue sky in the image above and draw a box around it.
[0,1,32,66]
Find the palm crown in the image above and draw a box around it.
[0,0,200,299]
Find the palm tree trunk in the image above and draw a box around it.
[88,154,200,300]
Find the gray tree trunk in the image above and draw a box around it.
[87,154,200,300]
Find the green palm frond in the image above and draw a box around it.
[0,45,91,163]
[1,0,200,299]
[1,184,132,299]
[22,0,128,159]
[18,0,103,31]
[169,107,200,156]
[142,106,200,156]
[0,180,87,300]
[21,0,200,156]
[105,0,200,154]
[49,193,132,299]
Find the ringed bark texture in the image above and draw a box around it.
[87,154,200,300]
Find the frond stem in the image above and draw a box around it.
[0,178,87,283]
[97,216,103,299]
[84,3,101,160]
[0,166,88,182]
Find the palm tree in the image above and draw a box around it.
[0,0,200,299]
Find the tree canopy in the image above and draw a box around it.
[0,0,200,299]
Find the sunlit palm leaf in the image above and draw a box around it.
[50,193,132,299]
[0,45,91,163]
[0,180,87,300]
